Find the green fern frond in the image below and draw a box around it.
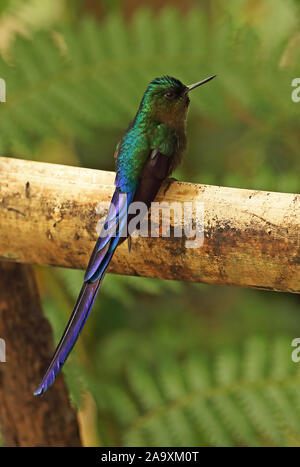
[100,336,300,447]
[0,3,299,156]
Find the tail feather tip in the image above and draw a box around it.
[33,370,56,396]
[33,385,44,396]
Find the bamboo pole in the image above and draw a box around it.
[0,156,299,293]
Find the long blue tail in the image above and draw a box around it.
[34,188,133,395]
[34,279,102,395]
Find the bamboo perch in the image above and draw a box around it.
[0,156,299,293]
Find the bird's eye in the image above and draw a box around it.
[164,91,175,100]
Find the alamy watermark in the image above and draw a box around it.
[291,78,300,103]
[0,78,6,102]
[291,338,300,363]
[0,338,6,363]
[96,197,205,248]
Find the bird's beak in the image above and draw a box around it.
[187,75,217,91]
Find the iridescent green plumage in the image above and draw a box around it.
[34,74,216,395]
[116,76,189,192]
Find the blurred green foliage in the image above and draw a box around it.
[0,0,300,446]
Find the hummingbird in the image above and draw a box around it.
[34,74,216,395]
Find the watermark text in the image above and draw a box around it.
[0,338,6,363]
[96,198,205,248]
[291,78,300,103]
[0,78,6,102]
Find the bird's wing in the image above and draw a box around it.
[34,149,172,395]
[132,149,171,206]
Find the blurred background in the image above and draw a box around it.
[0,0,300,447]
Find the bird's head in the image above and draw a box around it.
[140,75,216,127]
